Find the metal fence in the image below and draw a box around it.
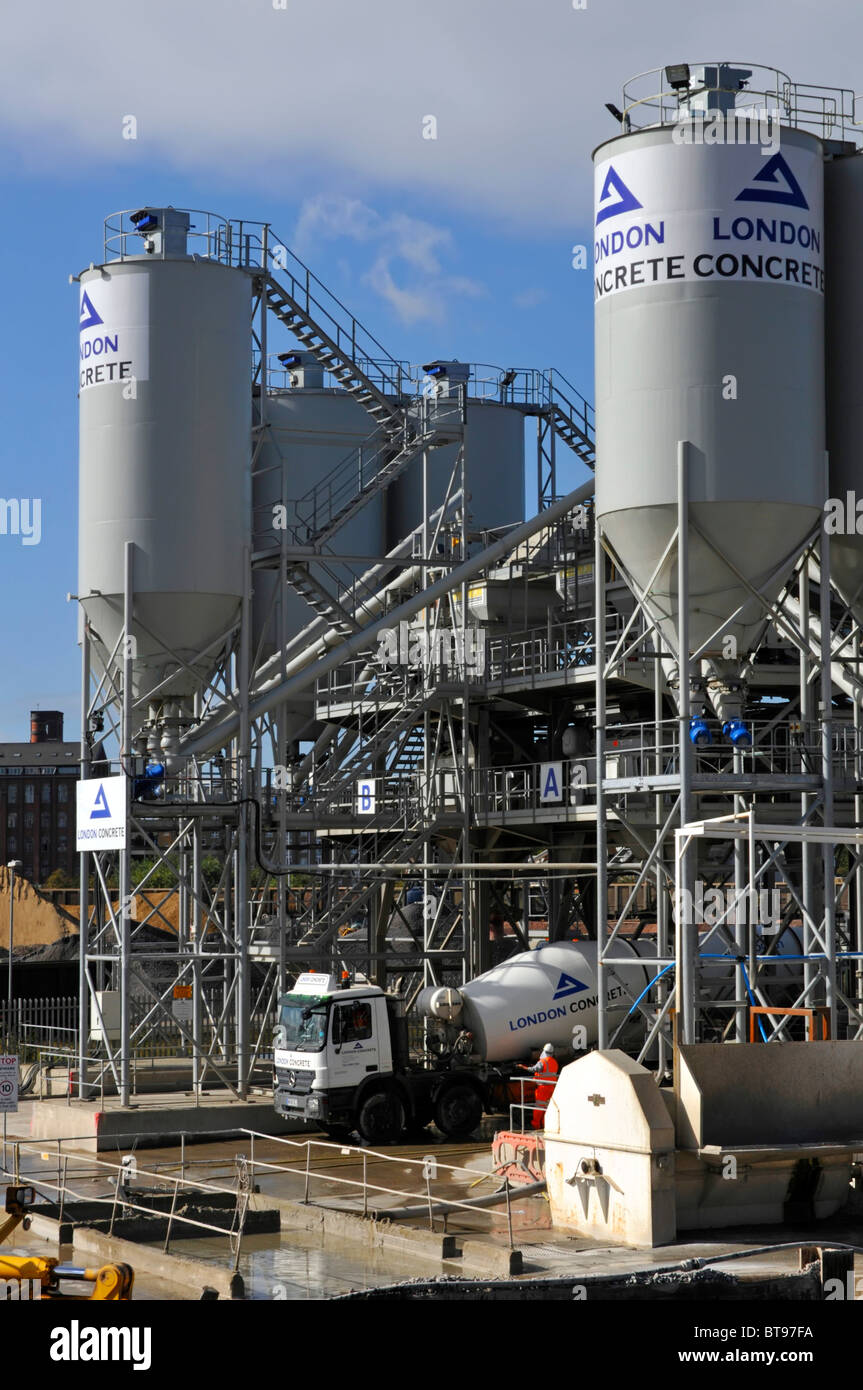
[0,996,77,1054]
[0,995,273,1067]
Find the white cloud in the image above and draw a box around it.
[514,288,550,310]
[294,194,484,324]
[1,0,860,227]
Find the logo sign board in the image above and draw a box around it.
[594,143,824,301]
[0,1056,19,1113]
[356,779,376,815]
[79,274,150,391]
[76,776,127,851]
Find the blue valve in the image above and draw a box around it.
[722,719,752,748]
[688,715,712,747]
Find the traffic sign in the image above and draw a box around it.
[172,984,193,1023]
[0,1056,19,1113]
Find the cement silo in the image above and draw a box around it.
[594,101,825,700]
[387,363,525,545]
[78,208,250,708]
[251,354,386,664]
[825,150,863,623]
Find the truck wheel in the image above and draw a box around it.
[356,1089,405,1145]
[434,1083,482,1140]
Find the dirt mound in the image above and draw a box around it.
[0,866,77,949]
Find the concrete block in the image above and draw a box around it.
[544,1049,676,1246]
[676,1041,863,1148]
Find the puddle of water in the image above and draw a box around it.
[151,1229,434,1300]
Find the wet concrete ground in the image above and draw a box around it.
[5,1101,863,1299]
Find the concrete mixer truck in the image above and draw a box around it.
[273,941,652,1144]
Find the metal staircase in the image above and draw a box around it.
[323,684,434,785]
[547,399,595,469]
[294,824,434,952]
[508,368,595,471]
[289,413,459,551]
[283,563,360,638]
[259,238,466,638]
[262,234,407,423]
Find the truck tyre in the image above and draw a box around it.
[356,1088,405,1145]
[434,1082,482,1140]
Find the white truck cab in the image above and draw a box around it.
[274,972,394,1130]
[273,970,487,1143]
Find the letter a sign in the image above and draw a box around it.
[540,761,563,804]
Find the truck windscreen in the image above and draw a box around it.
[278,995,328,1051]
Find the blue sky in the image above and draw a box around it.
[0,0,858,738]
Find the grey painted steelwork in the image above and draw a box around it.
[825,149,863,625]
[594,124,825,669]
[79,257,251,699]
[252,385,386,660]
[388,399,525,544]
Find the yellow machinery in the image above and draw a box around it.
[0,1186,134,1300]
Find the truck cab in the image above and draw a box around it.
[273,970,485,1144]
[274,972,397,1137]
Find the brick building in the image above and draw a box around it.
[0,711,79,883]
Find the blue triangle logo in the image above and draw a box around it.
[596,165,643,225]
[90,784,112,819]
[735,152,808,210]
[553,971,588,1000]
[80,290,103,331]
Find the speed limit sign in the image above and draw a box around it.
[0,1056,19,1113]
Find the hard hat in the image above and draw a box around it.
[541,1043,554,1056]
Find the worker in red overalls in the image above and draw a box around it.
[518,1043,559,1130]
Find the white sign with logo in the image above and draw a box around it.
[76,775,128,851]
[0,1056,18,1113]
[356,779,376,815]
[594,141,824,301]
[79,272,150,391]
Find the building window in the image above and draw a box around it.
[7,814,17,830]
[57,784,68,804]
[24,784,35,804]
[7,837,16,852]
[24,838,33,856]
[41,783,51,804]
[57,811,67,829]
[57,838,68,854]
[7,785,17,804]
[40,838,50,855]
[24,812,33,830]
[40,811,51,828]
